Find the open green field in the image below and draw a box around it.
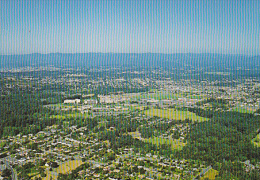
[50,112,89,120]
[232,105,256,114]
[144,108,209,122]
[201,169,219,180]
[42,160,84,180]
[144,136,186,151]
[129,131,186,150]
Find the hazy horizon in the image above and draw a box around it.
[1,0,259,55]
[0,52,257,56]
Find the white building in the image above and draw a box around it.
[64,99,81,104]
[84,99,98,105]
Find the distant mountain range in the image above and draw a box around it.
[0,53,259,70]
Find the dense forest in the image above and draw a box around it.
[178,111,260,179]
[0,92,50,137]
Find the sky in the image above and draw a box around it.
[0,0,259,55]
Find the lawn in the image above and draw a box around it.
[201,169,219,180]
[42,160,84,180]
[144,108,209,122]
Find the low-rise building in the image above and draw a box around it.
[84,99,98,105]
[64,99,81,104]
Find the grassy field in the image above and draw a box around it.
[145,136,186,151]
[42,160,84,180]
[201,169,219,180]
[50,112,89,120]
[144,108,209,122]
[129,131,186,150]
[232,106,256,114]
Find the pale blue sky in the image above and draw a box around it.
[0,0,259,55]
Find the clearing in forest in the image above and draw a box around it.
[144,108,209,122]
